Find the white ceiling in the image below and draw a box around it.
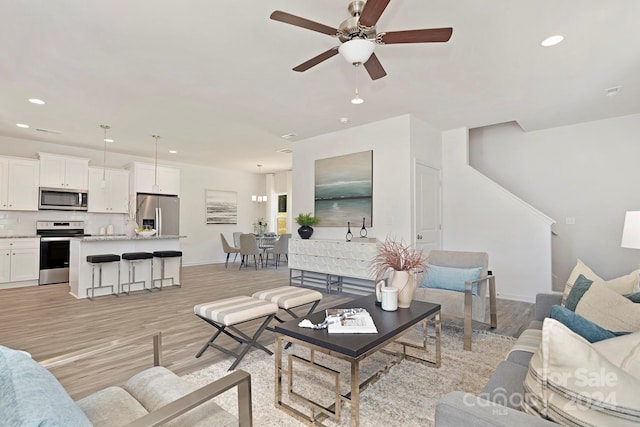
[2,1,639,173]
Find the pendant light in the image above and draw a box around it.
[152,135,160,193]
[100,124,111,188]
[252,164,267,203]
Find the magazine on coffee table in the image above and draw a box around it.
[326,308,378,334]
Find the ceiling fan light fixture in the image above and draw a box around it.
[339,38,375,65]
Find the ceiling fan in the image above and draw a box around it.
[270,0,453,80]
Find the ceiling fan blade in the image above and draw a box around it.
[292,48,340,72]
[363,53,387,80]
[358,0,391,28]
[270,11,338,36]
[379,28,453,44]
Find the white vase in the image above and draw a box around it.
[390,270,416,308]
[125,219,138,237]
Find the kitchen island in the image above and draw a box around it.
[69,235,184,299]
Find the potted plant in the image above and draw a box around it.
[295,212,319,239]
[371,237,427,308]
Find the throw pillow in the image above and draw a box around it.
[562,259,602,306]
[574,281,640,332]
[522,318,640,426]
[564,274,593,311]
[0,345,92,426]
[550,305,616,343]
[562,259,640,306]
[419,264,482,296]
[625,292,640,303]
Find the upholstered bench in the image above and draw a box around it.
[252,286,322,327]
[194,296,279,371]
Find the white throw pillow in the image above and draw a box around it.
[562,259,640,306]
[574,281,640,332]
[523,318,640,426]
[562,259,603,305]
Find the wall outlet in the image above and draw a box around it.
[565,217,576,225]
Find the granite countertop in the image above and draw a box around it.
[75,235,185,242]
[0,235,39,239]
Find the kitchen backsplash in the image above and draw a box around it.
[0,211,128,236]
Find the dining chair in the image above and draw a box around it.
[264,234,290,268]
[239,233,262,270]
[220,233,241,268]
[232,232,243,248]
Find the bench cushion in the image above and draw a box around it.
[0,345,92,426]
[252,286,322,309]
[194,296,278,326]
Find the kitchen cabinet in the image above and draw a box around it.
[0,238,39,284]
[38,152,90,190]
[0,156,39,211]
[127,162,180,195]
[88,167,130,213]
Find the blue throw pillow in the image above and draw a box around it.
[420,264,483,296]
[0,345,92,426]
[624,291,640,303]
[564,274,593,311]
[550,305,616,343]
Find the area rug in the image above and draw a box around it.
[183,325,515,427]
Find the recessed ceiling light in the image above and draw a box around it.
[540,35,564,47]
[28,98,45,105]
[339,117,349,124]
[169,150,177,154]
[605,86,621,97]
[16,123,29,128]
[281,133,297,140]
[104,138,114,143]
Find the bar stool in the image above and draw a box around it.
[121,252,153,295]
[86,254,120,300]
[152,250,182,289]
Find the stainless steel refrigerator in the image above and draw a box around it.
[136,193,180,236]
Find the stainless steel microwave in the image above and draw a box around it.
[39,187,88,211]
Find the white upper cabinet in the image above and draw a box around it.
[0,156,39,211]
[38,152,89,190]
[127,162,180,196]
[88,167,130,213]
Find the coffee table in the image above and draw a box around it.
[274,294,441,427]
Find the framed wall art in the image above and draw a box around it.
[314,150,373,227]
[205,190,237,224]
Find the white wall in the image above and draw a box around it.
[442,128,555,302]
[0,135,268,266]
[469,114,640,289]
[292,115,414,242]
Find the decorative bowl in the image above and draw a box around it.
[135,229,156,237]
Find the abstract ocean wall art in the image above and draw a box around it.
[314,150,373,227]
[205,190,237,224]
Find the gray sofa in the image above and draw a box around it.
[0,332,252,427]
[435,293,562,426]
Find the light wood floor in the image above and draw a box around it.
[0,262,534,399]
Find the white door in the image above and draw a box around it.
[415,162,441,254]
[7,159,39,211]
[63,158,89,190]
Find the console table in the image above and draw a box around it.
[288,238,377,294]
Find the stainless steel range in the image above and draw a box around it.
[37,221,88,285]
